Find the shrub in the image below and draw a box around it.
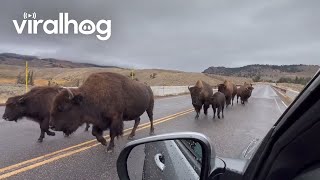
[150,73,157,79]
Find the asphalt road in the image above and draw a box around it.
[0,84,287,180]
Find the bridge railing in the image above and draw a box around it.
[63,86,219,97]
[271,85,300,101]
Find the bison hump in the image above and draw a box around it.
[195,80,204,88]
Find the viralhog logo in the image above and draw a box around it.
[13,12,111,41]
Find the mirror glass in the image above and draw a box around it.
[127,139,203,180]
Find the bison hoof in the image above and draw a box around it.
[149,131,155,136]
[127,135,134,140]
[47,131,55,136]
[218,116,221,119]
[98,139,107,146]
[37,138,43,143]
[106,145,114,152]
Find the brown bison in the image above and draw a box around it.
[2,86,91,142]
[218,80,237,107]
[211,92,226,119]
[2,86,59,142]
[237,83,254,105]
[49,72,155,152]
[188,80,213,119]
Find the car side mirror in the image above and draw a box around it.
[117,132,215,180]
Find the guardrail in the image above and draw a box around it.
[150,86,189,96]
[63,86,218,97]
[271,85,300,100]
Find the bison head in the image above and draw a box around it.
[2,96,26,122]
[218,84,226,93]
[49,88,84,136]
[247,86,254,96]
[188,86,203,107]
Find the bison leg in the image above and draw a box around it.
[194,107,201,119]
[241,99,245,105]
[237,95,239,104]
[42,118,55,136]
[221,104,224,119]
[212,107,216,119]
[226,97,231,108]
[231,96,235,106]
[107,128,117,152]
[107,116,124,152]
[217,106,221,119]
[146,106,155,135]
[38,129,45,142]
[46,130,55,136]
[38,118,55,142]
[203,103,210,116]
[85,123,90,131]
[195,110,200,119]
[92,126,107,146]
[128,117,140,140]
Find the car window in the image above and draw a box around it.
[181,139,203,163]
[0,1,319,180]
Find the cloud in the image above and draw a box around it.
[0,0,319,72]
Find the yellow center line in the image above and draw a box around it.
[0,109,194,179]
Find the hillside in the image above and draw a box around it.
[0,53,116,68]
[203,64,319,82]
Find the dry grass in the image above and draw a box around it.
[0,78,16,84]
[0,65,253,104]
[0,84,27,104]
[276,83,305,92]
[0,65,252,87]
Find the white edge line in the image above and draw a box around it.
[274,97,282,113]
[271,86,289,108]
[281,100,288,108]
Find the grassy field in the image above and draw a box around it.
[0,65,253,86]
[0,64,255,104]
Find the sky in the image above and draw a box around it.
[0,0,319,72]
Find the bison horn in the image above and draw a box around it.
[66,88,74,99]
[188,86,191,90]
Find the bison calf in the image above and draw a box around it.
[2,86,59,142]
[211,92,226,119]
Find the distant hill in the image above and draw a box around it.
[0,53,117,68]
[203,64,319,82]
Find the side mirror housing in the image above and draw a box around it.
[117,132,218,180]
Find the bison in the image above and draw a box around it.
[188,80,213,119]
[237,82,254,105]
[1,86,91,142]
[2,86,59,142]
[218,80,236,107]
[211,92,226,119]
[49,72,155,152]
